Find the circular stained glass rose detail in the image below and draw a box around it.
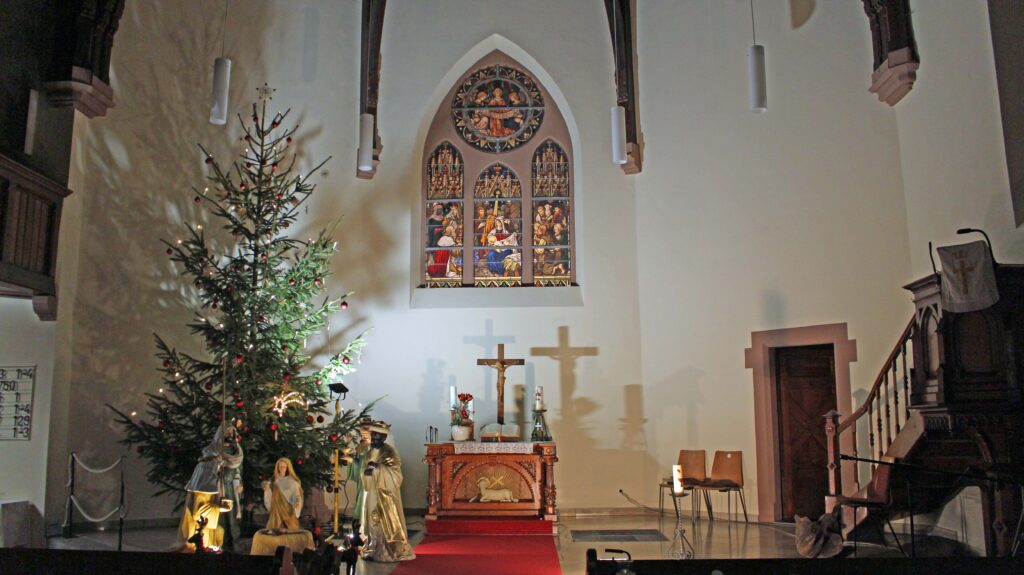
[452,65,545,153]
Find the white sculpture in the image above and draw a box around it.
[473,477,518,503]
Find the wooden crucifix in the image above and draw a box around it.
[477,344,524,424]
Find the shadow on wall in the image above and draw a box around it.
[530,325,658,508]
[56,1,278,523]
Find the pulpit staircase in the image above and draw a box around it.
[824,267,1024,557]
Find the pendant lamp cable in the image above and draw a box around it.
[220,0,229,57]
[750,0,757,45]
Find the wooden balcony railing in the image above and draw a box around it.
[826,317,915,497]
[0,154,70,320]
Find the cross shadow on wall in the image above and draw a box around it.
[531,326,658,507]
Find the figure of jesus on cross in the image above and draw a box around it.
[477,344,524,425]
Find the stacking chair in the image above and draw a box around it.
[658,450,713,520]
[834,456,906,556]
[703,450,748,522]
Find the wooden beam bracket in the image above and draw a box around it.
[357,0,386,179]
[604,0,643,174]
[863,0,919,106]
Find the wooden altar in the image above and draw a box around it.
[423,442,557,521]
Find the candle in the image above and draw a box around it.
[534,386,544,411]
[672,465,684,495]
[450,385,457,409]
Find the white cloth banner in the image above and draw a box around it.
[937,240,999,313]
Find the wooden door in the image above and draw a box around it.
[776,344,836,522]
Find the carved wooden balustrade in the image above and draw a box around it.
[0,154,70,319]
[826,317,914,498]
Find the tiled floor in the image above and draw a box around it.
[49,512,918,574]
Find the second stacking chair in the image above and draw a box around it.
[703,450,748,522]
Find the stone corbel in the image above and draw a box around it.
[357,0,386,179]
[44,66,115,118]
[863,0,919,106]
[605,0,643,174]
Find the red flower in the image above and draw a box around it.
[460,409,469,419]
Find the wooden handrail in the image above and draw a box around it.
[827,315,915,500]
[837,317,914,434]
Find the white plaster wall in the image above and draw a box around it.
[0,298,54,519]
[895,0,1024,277]
[634,0,913,517]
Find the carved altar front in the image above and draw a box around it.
[424,442,557,521]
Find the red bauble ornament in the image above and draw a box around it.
[261,254,267,261]
[204,382,213,391]
[289,279,296,286]
[258,315,266,322]
[166,248,173,255]
[258,474,264,481]
[213,412,222,421]
[276,193,284,200]
[283,372,292,382]
[313,279,321,286]
[340,301,349,310]
[243,425,250,433]
[325,485,334,493]
[315,379,322,386]
[282,345,289,351]
[240,183,247,191]
[269,423,278,431]
[329,434,338,442]
[316,415,324,423]
[295,458,303,465]
[287,137,293,144]
[235,400,244,408]
[194,196,201,204]
[252,115,259,122]
[234,355,244,365]
[342,356,350,365]
[244,135,251,142]
[162,360,172,368]
[235,435,242,443]
[204,157,213,165]
[307,415,315,423]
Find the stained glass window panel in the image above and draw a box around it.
[424,200,463,287]
[426,142,463,199]
[531,140,569,198]
[473,163,522,285]
[452,65,545,153]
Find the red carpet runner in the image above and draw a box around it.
[391,519,562,575]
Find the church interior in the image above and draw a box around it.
[1,1,1023,574]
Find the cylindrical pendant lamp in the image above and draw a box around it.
[357,113,375,172]
[747,0,767,113]
[748,45,767,113]
[610,105,627,165]
[209,57,232,125]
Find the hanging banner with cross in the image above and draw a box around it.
[937,240,999,313]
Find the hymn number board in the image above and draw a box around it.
[0,366,35,440]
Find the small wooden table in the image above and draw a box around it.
[424,442,557,521]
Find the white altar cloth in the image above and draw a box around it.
[453,442,537,454]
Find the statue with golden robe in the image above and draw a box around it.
[359,420,415,561]
[176,426,234,551]
[263,457,304,530]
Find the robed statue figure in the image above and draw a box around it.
[176,426,231,551]
[263,457,303,530]
[359,420,415,561]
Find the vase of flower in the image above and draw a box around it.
[451,424,472,442]
[451,393,474,441]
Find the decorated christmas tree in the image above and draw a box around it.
[111,90,371,508]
